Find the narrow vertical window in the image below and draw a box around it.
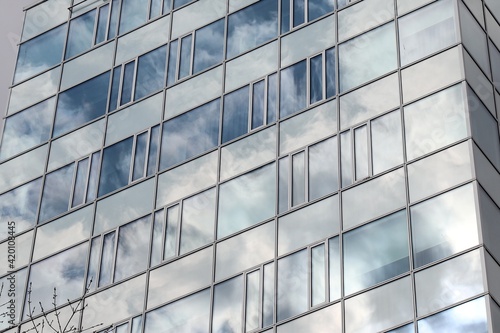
[109,66,121,112]
[95,4,109,45]
[99,231,116,287]
[292,151,306,206]
[354,125,369,181]
[252,80,265,129]
[222,86,250,143]
[72,157,89,207]
[293,0,306,27]
[167,40,178,86]
[326,47,336,98]
[279,157,290,214]
[310,54,323,104]
[179,34,192,80]
[340,131,353,187]
[86,151,101,202]
[164,204,179,259]
[245,270,260,332]
[267,73,278,123]
[120,61,135,105]
[132,132,148,181]
[311,244,326,306]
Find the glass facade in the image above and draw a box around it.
[1,0,500,332]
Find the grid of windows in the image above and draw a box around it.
[1,0,500,332]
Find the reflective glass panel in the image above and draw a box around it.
[14,24,66,83]
[226,0,278,58]
[339,22,397,92]
[310,54,323,104]
[179,34,192,80]
[371,110,404,175]
[280,60,307,118]
[193,18,225,74]
[72,157,89,207]
[145,289,210,333]
[167,40,178,86]
[354,125,368,181]
[278,157,289,214]
[39,164,75,223]
[309,136,338,200]
[326,47,336,98]
[277,249,308,321]
[160,99,220,169]
[99,231,115,286]
[53,71,110,138]
[281,0,290,34]
[98,137,133,197]
[150,210,164,266]
[308,0,335,21]
[135,45,167,101]
[147,125,160,176]
[263,263,274,327]
[311,244,326,306]
[119,0,149,34]
[180,188,216,254]
[399,0,457,66]
[65,10,95,60]
[294,0,305,26]
[329,237,341,301]
[121,61,135,105]
[252,80,265,129]
[212,276,244,333]
[164,205,179,259]
[132,132,148,181]
[344,210,410,295]
[246,270,260,332]
[268,73,278,123]
[340,131,353,187]
[217,163,276,238]
[222,85,249,143]
[277,303,341,333]
[96,4,109,44]
[0,98,55,161]
[292,152,305,206]
[411,183,479,267]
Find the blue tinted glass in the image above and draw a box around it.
[39,164,75,223]
[14,24,66,83]
[174,0,192,8]
[160,99,220,170]
[96,5,109,44]
[252,80,265,129]
[98,137,133,197]
[227,0,279,58]
[326,47,336,98]
[277,249,308,321]
[308,0,335,21]
[135,46,167,100]
[109,66,121,112]
[167,40,178,86]
[150,0,162,18]
[108,0,120,39]
[280,60,307,118]
[267,73,277,123]
[0,178,42,240]
[132,132,148,181]
[212,276,244,332]
[66,10,96,60]
[222,86,249,143]
[310,54,323,104]
[147,125,160,176]
[293,0,305,27]
[86,152,101,202]
[119,0,148,34]
[179,35,192,79]
[72,157,89,207]
[193,19,225,74]
[281,0,290,34]
[121,61,135,105]
[163,0,172,13]
[53,71,110,137]
[0,98,55,161]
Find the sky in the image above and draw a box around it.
[0,0,35,139]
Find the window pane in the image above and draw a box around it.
[132,132,148,181]
[246,270,260,332]
[179,34,192,79]
[328,237,340,301]
[325,47,336,98]
[263,263,274,327]
[281,0,290,34]
[292,152,306,206]
[354,125,368,181]
[108,0,120,39]
[180,188,216,254]
[114,216,151,281]
[340,131,352,187]
[96,5,109,44]
[308,0,335,22]
[277,249,308,321]
[411,183,479,267]
[212,276,244,333]
[147,125,160,176]
[279,157,289,214]
[311,244,326,306]
[135,45,167,101]
[0,98,55,161]
[53,71,110,137]
[293,0,305,27]
[121,61,135,105]
[310,54,323,104]
[309,136,338,200]
[160,99,220,169]
[167,40,178,86]
[399,0,457,65]
[267,73,278,123]
[150,210,164,266]
[339,22,397,92]
[109,66,121,112]
[39,164,75,223]
[98,137,133,197]
[164,205,179,259]
[86,152,101,202]
[72,158,89,207]
[371,110,403,175]
[99,231,115,286]
[119,0,148,34]
[193,19,225,74]
[227,0,278,58]
[218,163,276,238]
[222,86,249,143]
[344,210,409,296]
[252,80,265,129]
[14,24,66,83]
[66,10,95,60]
[280,60,307,118]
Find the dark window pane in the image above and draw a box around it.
[227,0,278,58]
[193,19,224,74]
[310,54,323,104]
[326,47,336,98]
[121,61,135,105]
[39,164,75,223]
[160,99,220,169]
[293,0,305,27]
[267,73,277,123]
[132,132,148,181]
[53,71,110,137]
[174,0,192,8]
[0,98,55,161]
[96,4,109,44]
[72,157,89,207]
[99,231,115,287]
[119,0,148,34]
[147,125,160,176]
[280,60,307,118]
[281,0,290,34]
[163,0,172,14]
[252,80,265,129]
[98,137,133,197]
[108,0,120,39]
[308,0,335,21]
[14,24,66,83]
[222,86,249,143]
[135,45,167,100]
[66,10,96,59]
[167,40,178,86]
[179,35,192,79]
[109,66,121,112]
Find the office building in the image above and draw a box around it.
[1,0,500,332]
